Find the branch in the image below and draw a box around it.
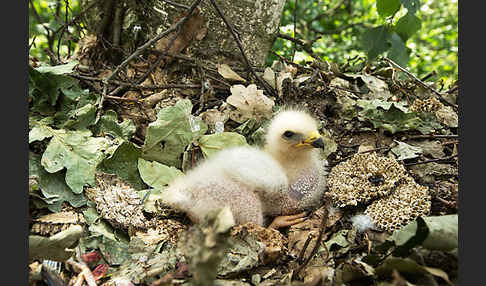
[383,57,458,109]
[311,0,346,22]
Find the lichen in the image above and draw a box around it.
[327,152,407,207]
[365,177,431,231]
[327,152,431,231]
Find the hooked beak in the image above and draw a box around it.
[296,131,325,149]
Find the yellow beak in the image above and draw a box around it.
[296,131,325,149]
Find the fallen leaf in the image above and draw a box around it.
[391,140,423,160]
[198,132,248,158]
[218,64,246,82]
[226,84,274,123]
[138,158,183,189]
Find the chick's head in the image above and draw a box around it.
[265,109,325,157]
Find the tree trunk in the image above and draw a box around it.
[80,0,286,67]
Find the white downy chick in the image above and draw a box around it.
[161,146,288,225]
[263,108,328,228]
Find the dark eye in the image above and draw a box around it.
[283,130,295,138]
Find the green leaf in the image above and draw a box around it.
[421,215,458,251]
[138,158,183,189]
[142,99,208,168]
[198,132,248,158]
[387,32,410,67]
[29,152,87,212]
[361,25,391,60]
[29,125,109,193]
[98,142,144,190]
[376,0,401,18]
[61,103,97,130]
[399,0,420,14]
[395,12,421,41]
[93,110,136,140]
[35,61,78,75]
[357,99,439,134]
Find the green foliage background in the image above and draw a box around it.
[29,0,457,84]
[269,0,457,85]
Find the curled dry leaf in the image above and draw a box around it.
[155,7,207,66]
[217,64,246,82]
[226,84,274,123]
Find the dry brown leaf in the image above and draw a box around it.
[226,84,274,123]
[217,64,246,82]
[231,222,287,265]
[263,67,276,89]
[155,7,206,65]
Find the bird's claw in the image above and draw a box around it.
[268,212,307,229]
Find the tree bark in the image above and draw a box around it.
[79,0,286,67]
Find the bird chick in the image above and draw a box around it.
[161,146,288,226]
[262,108,328,228]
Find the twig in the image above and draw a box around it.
[207,0,277,98]
[297,233,315,264]
[54,1,97,34]
[29,35,37,51]
[292,0,298,62]
[404,154,458,167]
[383,57,457,109]
[295,205,329,276]
[405,134,458,140]
[161,0,190,9]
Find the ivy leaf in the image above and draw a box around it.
[29,152,87,212]
[361,25,391,60]
[376,0,401,18]
[400,0,421,14]
[387,32,410,67]
[138,158,183,189]
[395,12,421,41]
[198,132,248,159]
[142,99,207,168]
[29,125,109,193]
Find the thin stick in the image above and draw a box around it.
[161,0,190,9]
[383,57,457,109]
[404,154,458,167]
[297,233,315,264]
[295,206,329,276]
[207,0,277,98]
[405,134,458,140]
